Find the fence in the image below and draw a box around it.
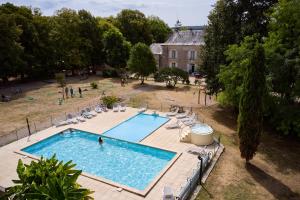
[176,140,221,200]
[0,100,100,147]
[0,101,214,147]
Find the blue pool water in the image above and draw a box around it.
[103,113,169,142]
[22,130,176,190]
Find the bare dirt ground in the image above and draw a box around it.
[0,76,299,199]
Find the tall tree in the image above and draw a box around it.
[218,36,257,108]
[102,28,131,68]
[148,16,171,43]
[264,0,300,104]
[238,42,266,162]
[200,0,241,95]
[0,12,23,82]
[115,9,152,45]
[128,42,156,84]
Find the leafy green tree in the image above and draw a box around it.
[147,16,171,43]
[52,8,84,72]
[264,0,300,104]
[238,42,266,162]
[200,0,277,95]
[115,9,152,45]
[102,28,131,69]
[127,43,156,84]
[199,0,241,95]
[218,36,257,108]
[5,155,93,199]
[0,12,23,82]
[154,67,189,87]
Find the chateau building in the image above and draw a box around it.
[150,26,204,74]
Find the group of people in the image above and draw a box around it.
[63,86,82,98]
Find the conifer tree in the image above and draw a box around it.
[238,42,266,162]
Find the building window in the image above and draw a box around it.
[190,51,196,60]
[172,62,176,67]
[171,50,177,59]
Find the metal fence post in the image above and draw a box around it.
[50,116,53,126]
[34,122,37,133]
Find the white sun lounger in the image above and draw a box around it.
[95,106,102,113]
[113,104,119,112]
[176,111,189,119]
[119,103,126,112]
[180,112,196,122]
[182,119,196,126]
[162,186,175,200]
[86,108,97,116]
[76,116,86,122]
[166,107,179,117]
[81,110,93,119]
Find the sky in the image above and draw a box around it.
[0,0,217,26]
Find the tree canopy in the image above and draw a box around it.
[0,4,170,82]
[127,42,156,84]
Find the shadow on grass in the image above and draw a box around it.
[258,133,300,174]
[210,105,237,131]
[131,82,192,92]
[246,163,300,200]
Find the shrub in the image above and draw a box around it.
[101,95,119,108]
[103,68,119,78]
[55,73,66,87]
[155,67,189,87]
[90,82,98,89]
[4,155,93,199]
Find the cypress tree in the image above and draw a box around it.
[237,42,266,162]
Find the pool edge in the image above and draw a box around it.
[15,128,181,197]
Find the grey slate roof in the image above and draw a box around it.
[150,43,163,55]
[162,29,204,45]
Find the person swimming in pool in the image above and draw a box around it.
[98,137,103,144]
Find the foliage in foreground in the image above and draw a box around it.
[4,155,93,200]
[154,67,189,87]
[127,43,157,84]
[238,42,266,162]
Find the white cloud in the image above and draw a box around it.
[0,0,217,26]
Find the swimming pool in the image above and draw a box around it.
[22,129,176,192]
[103,113,169,142]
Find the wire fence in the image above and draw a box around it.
[0,100,101,147]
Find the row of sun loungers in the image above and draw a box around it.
[113,103,126,112]
[165,112,197,129]
[56,104,126,127]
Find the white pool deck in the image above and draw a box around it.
[0,107,221,199]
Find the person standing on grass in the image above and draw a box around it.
[78,87,82,98]
[65,87,69,98]
[70,87,74,98]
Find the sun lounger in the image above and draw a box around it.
[101,104,108,112]
[166,107,179,117]
[165,120,183,129]
[95,106,102,113]
[182,119,196,126]
[138,104,147,113]
[66,114,79,124]
[113,104,119,112]
[119,103,126,112]
[81,110,93,119]
[180,112,196,122]
[162,186,175,200]
[176,111,189,119]
[86,108,97,116]
[76,116,86,122]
